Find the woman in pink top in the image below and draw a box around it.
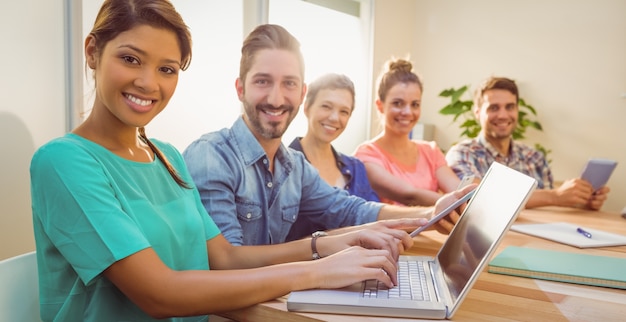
[354,58,461,206]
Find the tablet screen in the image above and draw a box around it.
[580,158,617,191]
[410,188,476,237]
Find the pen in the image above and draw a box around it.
[576,227,592,239]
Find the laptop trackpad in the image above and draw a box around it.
[288,282,362,305]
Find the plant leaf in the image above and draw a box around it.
[439,88,456,97]
[450,86,468,103]
[440,104,465,115]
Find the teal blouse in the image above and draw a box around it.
[30,133,220,322]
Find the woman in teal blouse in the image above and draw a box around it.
[29,1,423,321]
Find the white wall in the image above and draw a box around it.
[1,0,67,259]
[372,0,626,212]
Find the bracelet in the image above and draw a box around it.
[311,231,328,260]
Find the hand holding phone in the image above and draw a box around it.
[410,188,476,237]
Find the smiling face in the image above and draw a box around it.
[377,82,422,136]
[237,49,306,141]
[475,89,518,143]
[304,88,353,144]
[86,24,181,129]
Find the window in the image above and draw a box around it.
[75,0,372,153]
[269,0,373,154]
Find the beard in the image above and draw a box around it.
[243,101,297,139]
[485,119,516,140]
[488,129,513,140]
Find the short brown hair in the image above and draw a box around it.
[474,76,519,108]
[239,24,305,84]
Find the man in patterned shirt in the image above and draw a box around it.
[445,76,609,210]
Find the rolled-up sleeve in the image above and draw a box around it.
[183,133,246,245]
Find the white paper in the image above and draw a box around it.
[511,222,626,248]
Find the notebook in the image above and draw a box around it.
[511,222,626,248]
[287,162,538,319]
[488,246,626,289]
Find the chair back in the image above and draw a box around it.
[0,251,41,321]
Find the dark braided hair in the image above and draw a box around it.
[89,0,192,188]
[138,127,191,189]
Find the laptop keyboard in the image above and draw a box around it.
[362,260,431,301]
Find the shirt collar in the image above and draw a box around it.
[289,136,305,153]
[331,145,347,169]
[231,116,268,166]
[288,136,344,168]
[231,116,294,170]
[478,133,512,158]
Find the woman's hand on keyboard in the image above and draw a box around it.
[311,246,400,289]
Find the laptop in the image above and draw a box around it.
[287,162,537,319]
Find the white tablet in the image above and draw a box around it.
[457,174,475,189]
[410,188,476,237]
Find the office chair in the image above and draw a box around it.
[0,251,42,321]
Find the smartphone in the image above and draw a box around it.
[580,158,617,192]
[410,188,476,237]
[457,175,475,190]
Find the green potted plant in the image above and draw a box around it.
[438,85,551,162]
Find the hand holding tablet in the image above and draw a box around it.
[580,158,617,192]
[410,188,476,237]
[457,174,475,190]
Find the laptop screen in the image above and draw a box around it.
[437,163,536,304]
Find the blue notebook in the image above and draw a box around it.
[488,246,626,289]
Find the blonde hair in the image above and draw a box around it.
[305,73,355,111]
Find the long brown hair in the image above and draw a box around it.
[138,127,191,189]
[89,0,192,188]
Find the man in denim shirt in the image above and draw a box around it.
[183,24,468,246]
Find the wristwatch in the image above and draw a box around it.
[311,231,328,260]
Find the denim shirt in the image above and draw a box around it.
[288,137,380,202]
[286,138,380,240]
[182,117,382,245]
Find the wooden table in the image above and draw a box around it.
[218,208,626,321]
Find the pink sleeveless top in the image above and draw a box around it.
[354,140,447,205]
